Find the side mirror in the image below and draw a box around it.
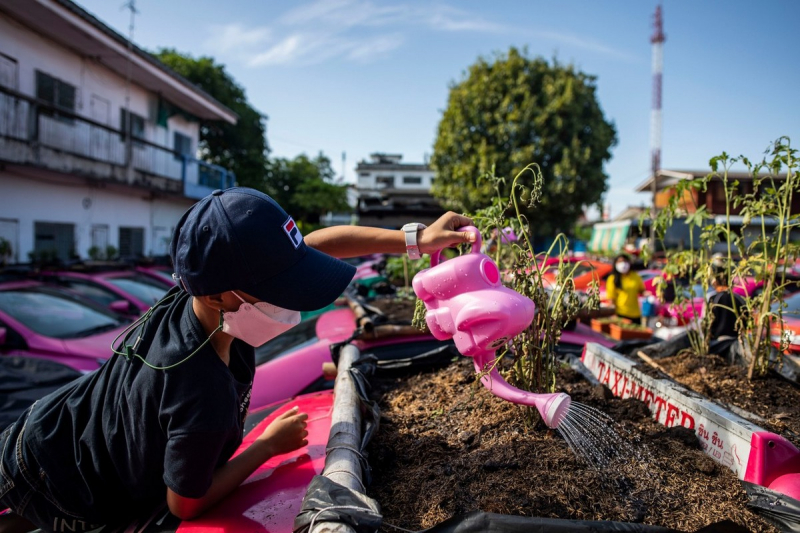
[109,300,131,314]
[0,327,6,346]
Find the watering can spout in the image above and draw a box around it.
[473,351,571,429]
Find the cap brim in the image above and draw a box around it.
[243,247,356,312]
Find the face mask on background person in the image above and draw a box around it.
[222,291,301,347]
[615,262,631,275]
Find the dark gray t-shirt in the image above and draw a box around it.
[25,287,254,524]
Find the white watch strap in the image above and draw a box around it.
[403,223,426,259]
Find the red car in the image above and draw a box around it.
[0,280,132,371]
[770,291,800,354]
[541,259,614,291]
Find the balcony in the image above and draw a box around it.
[0,85,235,200]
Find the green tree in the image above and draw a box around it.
[154,49,269,190]
[431,47,617,235]
[265,153,351,227]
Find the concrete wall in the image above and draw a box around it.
[0,171,192,262]
[356,167,435,191]
[0,15,199,152]
[0,10,205,262]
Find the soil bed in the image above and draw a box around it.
[367,357,777,532]
[646,350,800,442]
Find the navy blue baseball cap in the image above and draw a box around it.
[170,187,356,311]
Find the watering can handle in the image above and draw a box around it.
[430,226,482,267]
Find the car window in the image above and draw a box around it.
[148,270,175,284]
[639,272,659,282]
[772,293,800,317]
[61,280,120,307]
[0,288,123,339]
[107,275,168,305]
[254,316,320,367]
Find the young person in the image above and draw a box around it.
[0,187,475,532]
[606,254,646,322]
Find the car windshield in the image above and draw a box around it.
[0,288,123,339]
[107,275,169,304]
[639,271,660,282]
[254,316,320,367]
[148,269,175,284]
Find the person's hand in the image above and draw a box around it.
[256,406,308,457]
[417,212,476,255]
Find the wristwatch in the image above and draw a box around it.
[402,223,427,260]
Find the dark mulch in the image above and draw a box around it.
[654,350,800,441]
[366,358,776,532]
[369,296,418,325]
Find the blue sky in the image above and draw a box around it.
[77,0,799,218]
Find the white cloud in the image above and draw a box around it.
[424,5,509,33]
[210,23,271,53]
[206,1,632,67]
[532,30,638,63]
[347,34,405,62]
[247,35,303,66]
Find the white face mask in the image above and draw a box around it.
[615,262,631,274]
[222,292,301,347]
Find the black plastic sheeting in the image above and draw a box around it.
[0,356,81,428]
[420,511,678,532]
[417,512,754,533]
[743,480,800,532]
[293,475,382,533]
[294,350,384,532]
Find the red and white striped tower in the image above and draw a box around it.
[650,4,665,225]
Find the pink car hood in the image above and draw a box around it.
[61,325,127,363]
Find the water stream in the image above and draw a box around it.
[556,401,651,470]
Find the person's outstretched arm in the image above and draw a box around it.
[166,407,308,521]
[304,211,475,258]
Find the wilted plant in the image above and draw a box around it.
[645,137,800,379]
[415,163,600,425]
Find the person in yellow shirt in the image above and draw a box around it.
[606,254,646,321]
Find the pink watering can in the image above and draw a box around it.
[412,226,571,428]
[745,431,800,501]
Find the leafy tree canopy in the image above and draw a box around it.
[265,153,351,226]
[154,49,269,190]
[431,47,617,236]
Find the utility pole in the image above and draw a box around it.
[650,4,665,239]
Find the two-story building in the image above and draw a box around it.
[635,169,797,216]
[355,153,443,228]
[0,0,238,263]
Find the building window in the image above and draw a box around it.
[375,175,395,188]
[402,176,422,185]
[35,70,76,120]
[173,132,192,160]
[34,222,74,262]
[120,109,146,142]
[119,227,144,258]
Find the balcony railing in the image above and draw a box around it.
[0,85,234,199]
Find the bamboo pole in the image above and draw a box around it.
[310,344,364,533]
[345,297,374,333]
